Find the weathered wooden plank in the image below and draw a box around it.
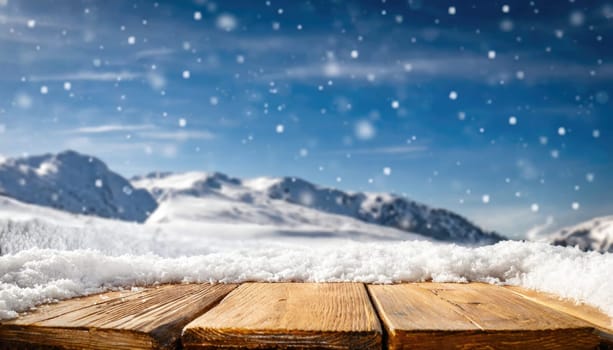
[182,283,382,349]
[0,283,237,350]
[367,283,480,350]
[369,283,601,350]
[506,285,613,345]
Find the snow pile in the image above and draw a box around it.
[550,215,613,253]
[1,241,612,320]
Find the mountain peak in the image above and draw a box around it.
[0,150,156,222]
[133,171,505,245]
[550,215,613,253]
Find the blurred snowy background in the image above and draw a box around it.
[0,0,611,238]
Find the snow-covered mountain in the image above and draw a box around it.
[0,151,156,222]
[132,171,505,244]
[550,215,613,253]
[0,150,503,244]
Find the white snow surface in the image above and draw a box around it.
[1,196,612,321]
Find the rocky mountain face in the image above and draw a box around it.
[550,216,613,253]
[0,151,157,222]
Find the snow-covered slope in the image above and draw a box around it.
[0,151,156,222]
[129,172,425,241]
[550,216,613,253]
[132,172,504,244]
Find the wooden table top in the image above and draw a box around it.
[0,282,611,350]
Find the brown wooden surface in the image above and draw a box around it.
[368,283,601,350]
[182,282,382,349]
[0,283,237,350]
[1,282,609,350]
[506,285,613,345]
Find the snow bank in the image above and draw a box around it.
[1,241,612,320]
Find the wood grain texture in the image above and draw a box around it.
[182,283,382,349]
[506,285,613,345]
[0,283,237,350]
[368,283,601,350]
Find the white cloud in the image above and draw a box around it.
[262,55,613,84]
[68,124,155,134]
[333,145,427,155]
[133,48,175,59]
[138,130,216,141]
[29,71,142,82]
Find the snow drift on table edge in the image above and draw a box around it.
[1,240,611,322]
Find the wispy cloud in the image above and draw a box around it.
[262,56,613,83]
[331,145,427,156]
[138,130,216,141]
[67,124,156,134]
[0,13,72,29]
[134,48,175,59]
[29,71,142,82]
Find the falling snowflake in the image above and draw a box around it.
[354,120,376,140]
[182,70,191,79]
[449,91,458,100]
[275,124,284,133]
[383,167,392,176]
[570,11,585,26]
[571,202,580,210]
[216,13,237,31]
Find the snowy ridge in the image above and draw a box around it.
[550,215,613,253]
[0,151,157,222]
[133,172,504,244]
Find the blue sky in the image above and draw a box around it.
[0,0,611,238]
